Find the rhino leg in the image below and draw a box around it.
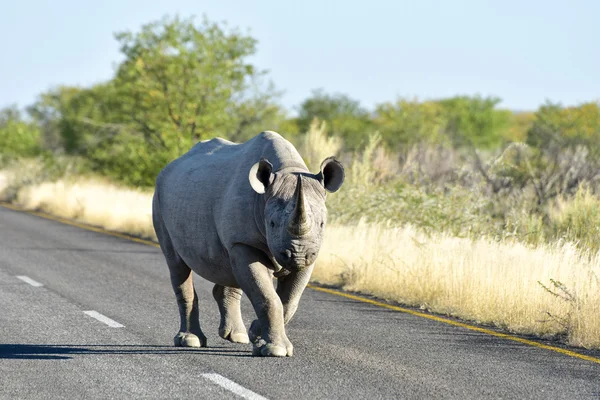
[212,285,249,344]
[230,244,292,357]
[248,264,314,345]
[153,194,207,348]
[170,263,208,348]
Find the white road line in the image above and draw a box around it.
[83,311,125,328]
[16,275,43,287]
[202,373,269,400]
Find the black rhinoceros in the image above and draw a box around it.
[152,131,344,357]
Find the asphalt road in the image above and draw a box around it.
[1,205,599,399]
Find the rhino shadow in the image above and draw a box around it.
[0,343,252,360]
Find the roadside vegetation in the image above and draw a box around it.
[2,14,600,349]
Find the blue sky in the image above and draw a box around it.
[1,0,598,113]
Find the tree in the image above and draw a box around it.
[110,15,280,154]
[0,105,41,160]
[506,111,535,143]
[30,15,282,186]
[296,89,372,149]
[374,99,449,151]
[479,102,600,207]
[27,86,87,152]
[437,95,512,148]
[527,101,600,153]
[373,95,512,152]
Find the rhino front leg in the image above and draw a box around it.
[248,264,314,344]
[279,263,315,324]
[170,262,208,348]
[213,285,249,344]
[230,244,292,357]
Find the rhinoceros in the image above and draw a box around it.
[152,131,344,357]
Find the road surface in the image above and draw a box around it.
[1,205,599,399]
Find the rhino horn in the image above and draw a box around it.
[288,175,311,236]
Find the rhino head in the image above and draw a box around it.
[249,157,344,272]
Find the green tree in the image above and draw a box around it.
[486,102,600,207]
[27,86,93,153]
[373,96,512,152]
[105,15,282,185]
[506,111,535,143]
[0,105,41,161]
[438,95,512,148]
[374,99,449,150]
[296,89,372,149]
[110,15,280,152]
[527,101,600,152]
[33,15,283,186]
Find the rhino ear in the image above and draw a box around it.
[319,157,345,193]
[249,158,274,194]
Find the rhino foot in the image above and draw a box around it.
[174,332,207,348]
[252,339,293,357]
[219,328,250,344]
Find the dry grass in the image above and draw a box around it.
[10,177,156,241]
[2,173,599,349]
[315,222,600,348]
[298,118,343,171]
[0,172,8,196]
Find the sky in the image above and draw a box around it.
[1,0,598,114]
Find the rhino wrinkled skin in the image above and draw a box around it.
[152,131,344,357]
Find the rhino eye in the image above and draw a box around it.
[320,222,324,228]
[270,221,275,228]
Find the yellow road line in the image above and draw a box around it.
[3,201,600,365]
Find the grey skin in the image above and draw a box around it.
[152,131,344,357]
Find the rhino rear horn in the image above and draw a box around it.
[288,175,311,236]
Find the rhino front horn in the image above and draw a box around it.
[288,175,311,236]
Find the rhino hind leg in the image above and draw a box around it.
[170,262,208,348]
[153,194,207,347]
[157,233,206,346]
[212,285,250,344]
[174,331,203,348]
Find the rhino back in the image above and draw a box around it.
[154,132,307,279]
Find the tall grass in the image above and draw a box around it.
[13,177,156,240]
[314,222,600,348]
[548,187,600,254]
[298,118,343,171]
[0,156,154,240]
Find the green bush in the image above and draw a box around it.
[0,107,41,162]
